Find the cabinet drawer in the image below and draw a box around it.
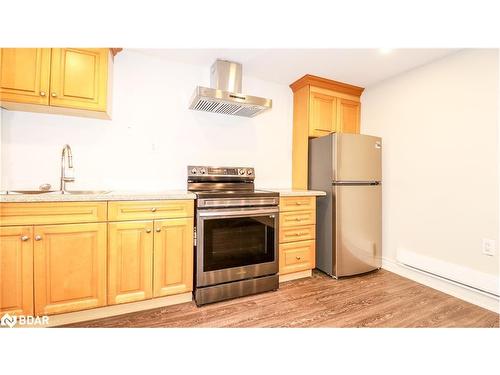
[108,200,193,221]
[279,196,316,212]
[279,210,315,228]
[279,240,315,275]
[279,224,315,243]
[0,202,107,226]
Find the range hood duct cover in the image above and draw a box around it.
[189,59,272,118]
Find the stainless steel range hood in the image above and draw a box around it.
[189,59,272,118]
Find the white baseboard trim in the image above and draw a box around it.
[382,257,499,313]
[44,292,193,327]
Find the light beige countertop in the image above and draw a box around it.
[0,190,196,203]
[260,188,326,197]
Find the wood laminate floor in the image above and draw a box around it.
[64,270,499,328]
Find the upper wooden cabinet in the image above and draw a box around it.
[290,75,364,188]
[309,90,337,137]
[0,48,51,105]
[0,48,117,119]
[49,48,109,112]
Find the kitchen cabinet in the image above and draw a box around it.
[290,74,364,189]
[338,98,361,134]
[153,217,194,297]
[34,223,107,315]
[278,196,316,277]
[108,221,153,305]
[49,48,110,112]
[0,48,117,119]
[309,90,337,137]
[0,198,194,319]
[0,226,34,316]
[0,48,51,105]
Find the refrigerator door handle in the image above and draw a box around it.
[332,181,380,186]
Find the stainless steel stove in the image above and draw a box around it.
[188,166,279,305]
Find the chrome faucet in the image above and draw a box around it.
[60,144,75,192]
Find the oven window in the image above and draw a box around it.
[203,215,275,272]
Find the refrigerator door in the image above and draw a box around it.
[334,133,382,182]
[333,184,381,277]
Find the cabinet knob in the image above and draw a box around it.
[155,228,161,233]
[51,92,57,97]
[146,229,152,233]
[296,256,301,260]
[21,235,30,241]
[40,91,46,97]
[35,235,42,241]
[151,207,157,212]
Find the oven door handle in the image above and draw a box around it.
[198,207,279,218]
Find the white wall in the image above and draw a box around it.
[0,50,293,190]
[361,50,499,291]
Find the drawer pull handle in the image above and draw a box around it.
[294,232,306,236]
[146,229,152,233]
[295,218,303,221]
[296,256,301,260]
[155,228,161,233]
[35,235,42,241]
[151,207,157,212]
[21,235,30,241]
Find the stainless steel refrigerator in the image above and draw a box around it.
[308,133,382,278]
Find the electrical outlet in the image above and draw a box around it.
[482,239,496,256]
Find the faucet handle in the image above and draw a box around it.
[39,183,52,191]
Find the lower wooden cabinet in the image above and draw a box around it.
[279,240,316,275]
[0,226,34,316]
[34,223,107,315]
[107,221,153,305]
[153,218,194,297]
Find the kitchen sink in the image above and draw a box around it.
[63,190,111,195]
[1,190,59,195]
[1,190,111,195]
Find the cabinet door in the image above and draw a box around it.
[108,221,153,305]
[309,91,337,137]
[34,223,107,315]
[0,226,33,316]
[338,98,360,134]
[0,48,51,105]
[153,218,194,297]
[49,48,109,111]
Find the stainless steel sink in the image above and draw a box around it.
[1,190,111,195]
[1,190,59,195]
[63,190,111,195]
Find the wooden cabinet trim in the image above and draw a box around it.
[290,74,364,96]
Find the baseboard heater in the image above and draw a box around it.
[396,248,499,298]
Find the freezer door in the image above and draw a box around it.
[334,184,381,277]
[334,133,382,182]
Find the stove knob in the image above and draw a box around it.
[190,168,197,174]
[200,168,206,175]
[247,169,253,176]
[239,169,246,175]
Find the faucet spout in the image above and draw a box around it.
[60,144,75,192]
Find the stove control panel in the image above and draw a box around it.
[188,166,255,178]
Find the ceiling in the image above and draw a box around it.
[132,48,458,88]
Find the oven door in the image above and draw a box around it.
[196,206,279,287]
